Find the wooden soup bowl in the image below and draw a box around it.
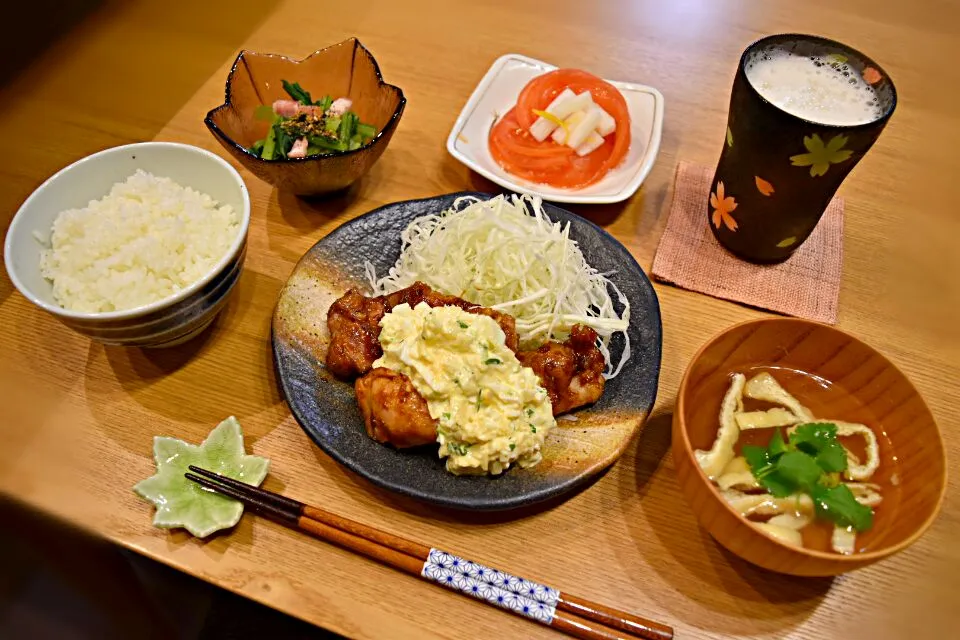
[673,318,946,576]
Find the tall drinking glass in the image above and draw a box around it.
[709,34,897,263]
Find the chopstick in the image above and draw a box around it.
[186,466,673,640]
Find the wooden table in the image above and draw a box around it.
[2,0,957,637]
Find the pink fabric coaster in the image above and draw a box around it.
[652,162,843,324]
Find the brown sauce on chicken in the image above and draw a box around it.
[517,325,605,415]
[354,368,437,448]
[326,284,608,447]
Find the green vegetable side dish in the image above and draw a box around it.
[248,80,378,160]
[743,422,874,532]
[133,416,269,538]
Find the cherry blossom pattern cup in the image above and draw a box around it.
[708,34,896,263]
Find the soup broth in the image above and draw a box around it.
[733,366,901,554]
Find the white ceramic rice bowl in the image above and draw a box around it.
[4,142,251,347]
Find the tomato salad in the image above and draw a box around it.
[489,69,631,189]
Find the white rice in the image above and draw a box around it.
[39,170,240,313]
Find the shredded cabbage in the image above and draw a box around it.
[365,194,631,378]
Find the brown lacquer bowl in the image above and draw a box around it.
[673,318,946,576]
[205,39,405,196]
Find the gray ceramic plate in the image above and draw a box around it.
[273,192,662,510]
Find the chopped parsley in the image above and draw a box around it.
[485,358,502,365]
[509,443,516,451]
[457,321,469,329]
[442,412,451,421]
[476,391,482,410]
[447,442,469,456]
[529,424,537,433]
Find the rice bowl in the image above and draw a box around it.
[40,170,241,313]
[4,142,251,347]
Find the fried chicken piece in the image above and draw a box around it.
[326,282,518,379]
[518,324,606,415]
[325,289,387,379]
[354,368,437,448]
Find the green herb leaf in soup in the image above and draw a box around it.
[768,428,789,459]
[812,483,874,532]
[743,444,795,497]
[775,451,824,492]
[699,371,885,554]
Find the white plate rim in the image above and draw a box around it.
[445,53,665,204]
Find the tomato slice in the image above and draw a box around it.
[488,69,631,189]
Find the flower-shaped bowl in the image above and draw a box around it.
[205,38,405,196]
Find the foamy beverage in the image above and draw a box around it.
[745,50,883,126]
[709,35,896,263]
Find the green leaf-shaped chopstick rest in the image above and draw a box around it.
[134,416,269,537]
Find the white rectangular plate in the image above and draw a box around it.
[446,53,664,204]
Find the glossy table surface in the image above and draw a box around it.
[1,1,957,638]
